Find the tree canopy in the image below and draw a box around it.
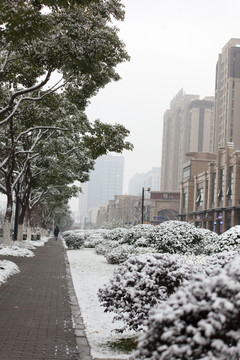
[0,0,133,240]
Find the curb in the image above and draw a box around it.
[64,243,93,360]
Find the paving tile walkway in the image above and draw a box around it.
[0,237,92,360]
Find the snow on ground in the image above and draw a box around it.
[0,237,49,281]
[0,259,20,285]
[67,247,136,360]
[0,237,49,257]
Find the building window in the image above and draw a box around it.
[218,168,224,199]
[183,166,191,180]
[211,172,216,206]
[227,166,233,200]
[196,187,203,207]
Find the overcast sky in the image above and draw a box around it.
[85,0,240,195]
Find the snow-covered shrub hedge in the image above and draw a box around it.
[98,253,205,332]
[62,230,73,238]
[83,230,108,248]
[104,227,128,242]
[150,221,219,255]
[120,224,155,246]
[104,244,137,264]
[118,221,219,255]
[201,250,239,276]
[95,240,119,255]
[105,244,157,264]
[213,225,240,252]
[133,254,240,360]
[65,232,85,249]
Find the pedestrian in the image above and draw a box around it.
[54,226,60,241]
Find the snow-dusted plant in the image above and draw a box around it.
[150,220,217,255]
[133,254,240,360]
[65,232,85,249]
[118,221,219,255]
[201,250,239,276]
[213,225,240,252]
[62,230,73,238]
[95,240,119,255]
[83,230,108,248]
[105,244,142,264]
[105,243,157,264]
[120,224,155,246]
[104,227,128,242]
[98,253,205,332]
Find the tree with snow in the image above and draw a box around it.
[0,0,133,241]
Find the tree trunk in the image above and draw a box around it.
[17,223,23,242]
[17,211,25,242]
[3,220,11,243]
[27,225,32,241]
[26,207,32,241]
[3,194,13,243]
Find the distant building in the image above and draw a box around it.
[78,154,124,227]
[161,89,214,192]
[179,143,240,234]
[149,191,180,225]
[189,97,215,153]
[128,167,161,196]
[214,38,240,152]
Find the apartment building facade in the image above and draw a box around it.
[214,38,240,152]
[179,143,240,233]
[161,89,214,192]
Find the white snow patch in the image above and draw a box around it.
[67,248,136,359]
[0,259,20,285]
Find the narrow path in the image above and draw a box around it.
[0,238,81,359]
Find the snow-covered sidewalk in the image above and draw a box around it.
[67,248,136,360]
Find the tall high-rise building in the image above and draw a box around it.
[161,90,215,191]
[189,97,215,153]
[214,38,240,152]
[128,167,161,196]
[87,154,124,209]
[161,90,198,191]
[78,154,124,226]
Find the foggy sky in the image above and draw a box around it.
[84,0,240,199]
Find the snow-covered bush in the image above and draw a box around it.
[133,254,240,360]
[65,232,85,249]
[119,221,219,255]
[213,225,240,252]
[83,230,108,248]
[150,220,218,255]
[98,253,205,332]
[104,244,139,264]
[104,227,128,242]
[95,240,119,255]
[120,224,155,246]
[105,244,157,264]
[62,230,73,238]
[201,250,239,276]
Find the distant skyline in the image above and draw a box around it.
[85,0,240,193]
[71,0,240,212]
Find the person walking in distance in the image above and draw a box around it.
[54,226,60,241]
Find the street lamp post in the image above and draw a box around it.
[141,187,150,224]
